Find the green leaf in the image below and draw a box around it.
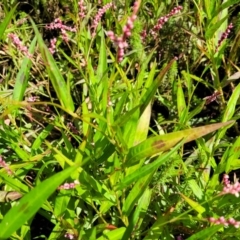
[140,58,176,114]
[122,188,152,240]
[12,36,37,101]
[186,225,222,240]
[122,172,154,217]
[205,15,228,40]
[0,5,17,40]
[0,164,79,239]
[97,227,126,240]
[179,193,205,214]
[188,179,203,200]
[126,121,234,166]
[119,140,184,189]
[29,18,74,112]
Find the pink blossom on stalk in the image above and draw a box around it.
[49,38,57,54]
[150,6,183,39]
[46,18,76,42]
[8,33,33,58]
[91,2,114,37]
[64,232,75,239]
[107,1,140,62]
[0,156,13,175]
[209,216,240,228]
[78,0,86,19]
[221,174,240,197]
[216,23,233,51]
[58,180,80,190]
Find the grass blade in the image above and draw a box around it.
[0,164,79,239]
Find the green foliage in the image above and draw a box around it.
[0,0,240,239]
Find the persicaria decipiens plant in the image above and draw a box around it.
[8,33,32,58]
[78,0,86,19]
[46,18,76,53]
[220,174,240,197]
[216,22,233,51]
[149,6,183,39]
[58,180,80,190]
[91,2,114,37]
[107,0,140,62]
[209,216,240,228]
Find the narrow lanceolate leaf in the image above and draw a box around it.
[122,188,152,240]
[134,103,151,145]
[12,36,37,101]
[119,141,183,189]
[140,58,176,115]
[180,193,205,214]
[126,121,234,165]
[0,5,17,40]
[0,164,79,239]
[30,18,74,112]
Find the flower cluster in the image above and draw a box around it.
[8,33,32,58]
[91,2,113,37]
[48,38,57,54]
[209,216,240,228]
[221,174,240,197]
[58,180,80,190]
[78,0,86,19]
[150,6,183,39]
[107,1,140,62]
[46,18,76,43]
[64,232,75,239]
[0,156,12,175]
[216,23,233,51]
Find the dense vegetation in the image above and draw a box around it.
[0,0,240,239]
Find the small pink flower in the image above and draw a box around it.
[58,180,80,190]
[78,0,86,19]
[216,23,233,51]
[91,2,114,37]
[107,0,140,62]
[150,6,183,39]
[8,33,33,58]
[208,216,240,228]
[0,156,13,175]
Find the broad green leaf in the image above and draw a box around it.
[30,18,74,112]
[96,27,107,83]
[126,121,234,165]
[180,193,205,214]
[54,192,71,217]
[177,77,187,120]
[222,83,240,122]
[134,103,151,145]
[0,164,79,239]
[188,179,203,200]
[12,36,37,101]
